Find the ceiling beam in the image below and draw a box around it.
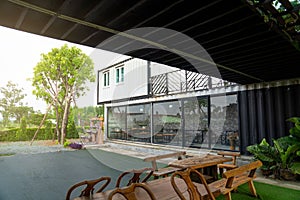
[62,1,107,40]
[15,7,28,28]
[8,0,264,83]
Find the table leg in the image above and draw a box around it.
[203,165,218,181]
[211,165,218,180]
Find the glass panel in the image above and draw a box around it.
[210,94,239,151]
[183,97,208,148]
[121,67,124,82]
[153,101,181,146]
[107,72,109,86]
[116,68,120,83]
[103,72,110,86]
[107,106,126,139]
[103,73,107,86]
[127,104,151,143]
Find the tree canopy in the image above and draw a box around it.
[0,81,32,127]
[31,44,95,143]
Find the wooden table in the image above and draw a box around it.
[169,154,232,181]
[73,177,220,200]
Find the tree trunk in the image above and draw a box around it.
[60,98,71,144]
[55,105,61,143]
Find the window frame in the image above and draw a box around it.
[115,65,124,84]
[103,70,110,87]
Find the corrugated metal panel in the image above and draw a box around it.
[239,84,300,155]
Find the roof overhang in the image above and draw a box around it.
[1,0,300,85]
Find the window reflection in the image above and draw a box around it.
[127,104,151,142]
[210,94,239,151]
[153,101,181,146]
[183,97,208,148]
[107,106,126,139]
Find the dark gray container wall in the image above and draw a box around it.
[238,84,300,155]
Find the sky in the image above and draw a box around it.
[0,25,123,113]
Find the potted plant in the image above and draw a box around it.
[272,133,300,180]
[280,117,300,179]
[247,138,278,177]
[247,117,300,180]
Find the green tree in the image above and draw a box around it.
[0,81,27,127]
[28,112,46,127]
[20,116,27,134]
[95,105,104,117]
[31,44,95,144]
[73,106,103,127]
[67,107,78,138]
[13,106,34,124]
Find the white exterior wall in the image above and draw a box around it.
[98,58,149,102]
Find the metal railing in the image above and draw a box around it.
[150,69,237,96]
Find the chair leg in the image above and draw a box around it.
[225,192,232,200]
[219,168,224,176]
[248,180,257,197]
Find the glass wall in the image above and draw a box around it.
[107,106,127,139]
[106,93,238,150]
[210,94,239,151]
[183,97,209,148]
[127,104,151,142]
[153,101,181,146]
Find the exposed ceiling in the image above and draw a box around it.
[1,0,300,84]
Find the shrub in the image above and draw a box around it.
[64,140,71,147]
[0,127,56,142]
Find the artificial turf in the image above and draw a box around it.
[216,181,300,200]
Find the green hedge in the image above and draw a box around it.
[0,127,79,142]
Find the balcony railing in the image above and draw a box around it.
[150,69,237,96]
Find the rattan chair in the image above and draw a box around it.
[65,176,111,200]
[108,183,156,200]
[115,167,154,187]
[171,168,216,200]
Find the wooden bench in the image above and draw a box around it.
[143,151,186,179]
[209,160,262,200]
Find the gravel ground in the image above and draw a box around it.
[0,140,70,155]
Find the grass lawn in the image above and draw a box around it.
[216,181,300,200]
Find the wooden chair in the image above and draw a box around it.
[217,151,241,176]
[108,183,156,200]
[66,176,111,200]
[115,167,154,187]
[171,168,216,200]
[143,151,186,179]
[209,160,262,200]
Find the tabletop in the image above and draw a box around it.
[73,176,220,200]
[168,154,232,169]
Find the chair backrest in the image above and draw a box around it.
[108,183,156,200]
[65,176,111,200]
[223,160,263,179]
[171,168,215,200]
[217,151,241,165]
[115,167,154,188]
[143,151,186,171]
